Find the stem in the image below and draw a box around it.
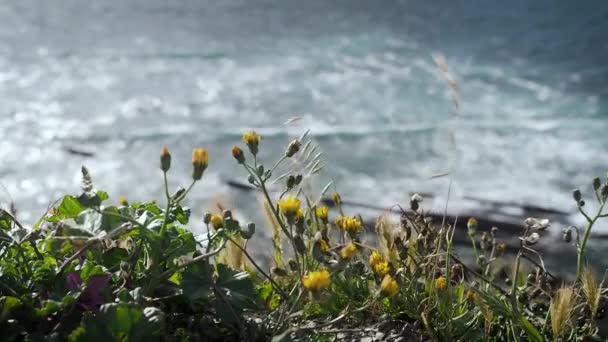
[576,201,606,281]
[226,236,288,300]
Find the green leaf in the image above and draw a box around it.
[0,296,22,321]
[216,264,259,310]
[56,196,86,220]
[181,262,212,301]
[96,191,109,202]
[519,317,544,342]
[69,303,164,342]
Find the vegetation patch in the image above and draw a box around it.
[0,131,606,341]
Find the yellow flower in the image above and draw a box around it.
[210,214,223,229]
[340,243,358,259]
[119,196,128,206]
[336,216,362,234]
[295,208,304,220]
[381,274,399,297]
[302,270,331,291]
[243,131,261,155]
[369,250,384,268]
[316,206,329,223]
[192,148,209,180]
[435,276,447,290]
[278,195,301,221]
[373,261,390,277]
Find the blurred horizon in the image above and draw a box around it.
[0,0,607,231]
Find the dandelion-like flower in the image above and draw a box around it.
[373,261,390,277]
[316,206,329,223]
[336,216,362,234]
[278,195,301,222]
[192,148,209,181]
[435,276,447,290]
[340,243,358,259]
[119,196,128,206]
[210,214,223,229]
[243,131,261,155]
[381,274,399,297]
[369,250,384,268]
[302,270,331,291]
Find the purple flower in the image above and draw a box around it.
[66,272,112,311]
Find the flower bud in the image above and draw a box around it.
[222,209,233,219]
[203,212,212,224]
[286,175,296,189]
[285,139,302,158]
[562,227,573,243]
[231,146,245,164]
[467,217,478,235]
[572,189,582,203]
[601,184,608,201]
[119,196,128,206]
[191,148,209,181]
[243,131,261,156]
[410,193,423,211]
[288,259,298,272]
[160,146,171,172]
[593,177,602,191]
[332,192,342,206]
[521,232,540,246]
[271,267,288,277]
[294,235,306,254]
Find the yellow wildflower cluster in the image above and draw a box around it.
[381,274,399,297]
[369,250,389,276]
[335,216,362,234]
[340,243,358,259]
[302,270,331,291]
[278,195,301,221]
[435,276,447,290]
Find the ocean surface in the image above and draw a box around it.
[0,0,607,232]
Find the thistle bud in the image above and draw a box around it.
[160,146,171,172]
[285,139,302,158]
[572,189,582,203]
[191,148,209,181]
[231,146,245,164]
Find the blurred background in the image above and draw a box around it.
[0,0,606,241]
